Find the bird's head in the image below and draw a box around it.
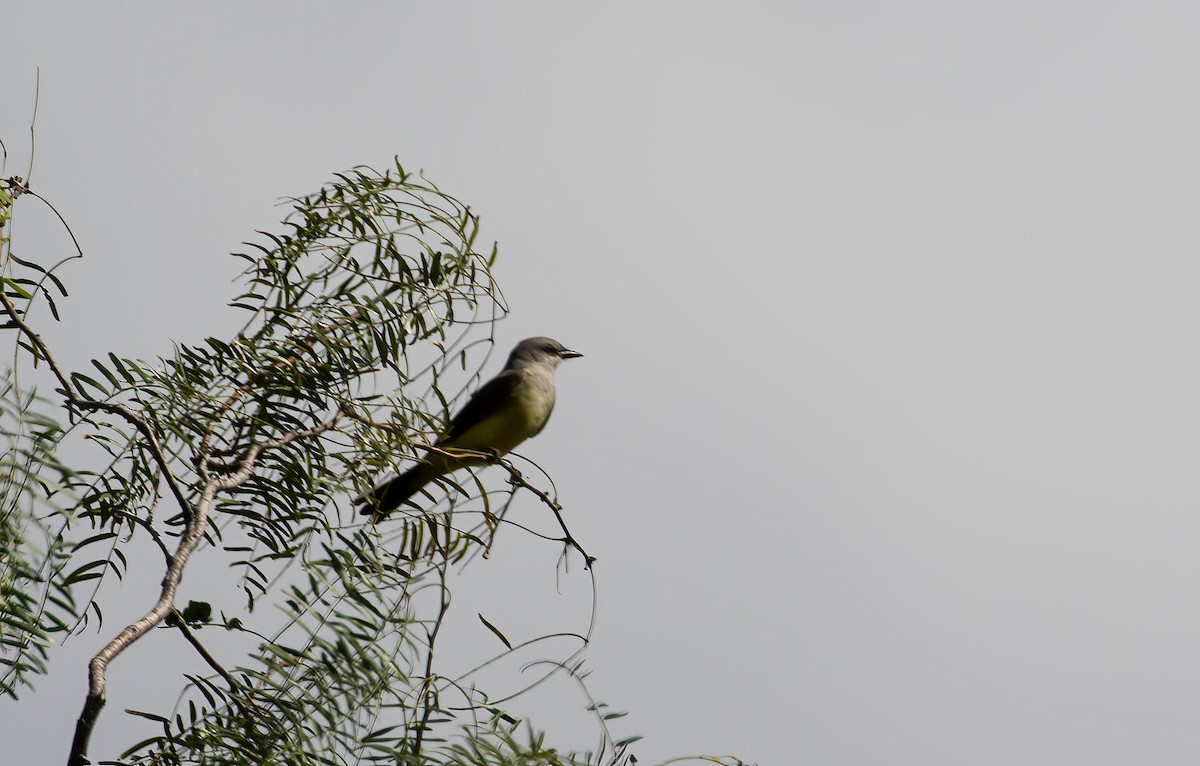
[507,337,584,369]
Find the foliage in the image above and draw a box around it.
[0,372,77,697]
[0,161,650,766]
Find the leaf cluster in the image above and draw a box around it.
[0,160,664,766]
[0,374,77,697]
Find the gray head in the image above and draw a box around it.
[505,337,584,369]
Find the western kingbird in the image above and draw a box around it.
[359,336,582,522]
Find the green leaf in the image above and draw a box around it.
[69,372,108,398]
[0,277,33,299]
[478,612,513,650]
[180,600,213,626]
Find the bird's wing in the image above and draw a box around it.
[441,368,525,442]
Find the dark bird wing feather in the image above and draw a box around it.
[442,368,524,442]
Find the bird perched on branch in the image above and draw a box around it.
[359,336,583,522]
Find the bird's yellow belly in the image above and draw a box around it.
[451,384,554,456]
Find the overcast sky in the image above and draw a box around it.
[5,3,1200,764]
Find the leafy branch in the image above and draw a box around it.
[0,150,737,765]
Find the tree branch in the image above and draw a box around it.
[0,289,194,519]
[196,285,404,474]
[365,440,595,568]
[68,478,217,766]
[67,414,342,766]
[211,412,343,491]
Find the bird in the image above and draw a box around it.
[359,336,582,522]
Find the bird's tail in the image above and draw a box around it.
[358,463,441,523]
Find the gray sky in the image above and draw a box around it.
[5,3,1200,764]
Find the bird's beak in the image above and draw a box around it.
[560,348,584,360]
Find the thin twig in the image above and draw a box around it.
[197,281,405,472]
[495,456,595,569]
[0,289,193,519]
[411,560,450,759]
[212,412,343,491]
[24,189,84,259]
[166,610,262,723]
[361,438,595,568]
